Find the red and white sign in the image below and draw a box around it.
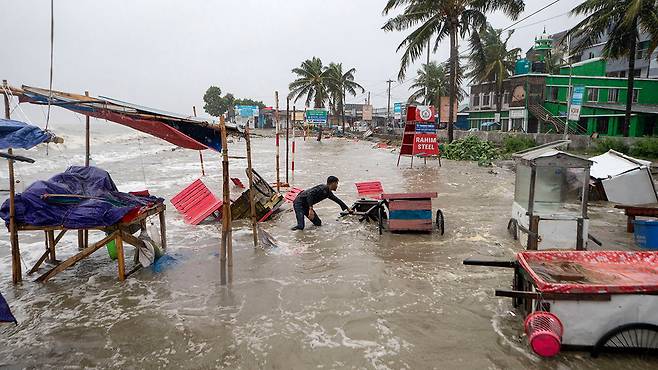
[414,105,436,122]
[413,134,439,156]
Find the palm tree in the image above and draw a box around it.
[289,57,329,108]
[382,0,524,142]
[466,24,520,119]
[566,0,658,136]
[326,63,365,132]
[408,61,449,106]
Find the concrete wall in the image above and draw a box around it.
[434,130,646,150]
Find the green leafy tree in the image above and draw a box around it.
[466,24,521,117]
[382,0,524,142]
[289,57,330,108]
[566,0,658,136]
[326,62,365,131]
[203,86,225,116]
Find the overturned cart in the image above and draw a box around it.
[343,192,444,235]
[465,251,658,357]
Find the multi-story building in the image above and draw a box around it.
[466,31,658,137]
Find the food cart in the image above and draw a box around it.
[507,141,593,250]
[465,251,658,357]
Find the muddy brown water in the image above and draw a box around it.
[0,128,655,369]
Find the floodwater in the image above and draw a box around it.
[0,126,655,369]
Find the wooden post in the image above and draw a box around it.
[3,80,21,283]
[193,106,206,176]
[245,126,258,248]
[159,208,167,250]
[286,97,290,184]
[47,230,56,263]
[275,91,280,192]
[115,233,126,281]
[219,116,233,273]
[85,91,90,166]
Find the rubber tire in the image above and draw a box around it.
[436,210,445,236]
[507,218,518,240]
[591,323,658,358]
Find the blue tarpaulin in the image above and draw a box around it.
[0,166,163,228]
[0,118,52,150]
[0,291,17,324]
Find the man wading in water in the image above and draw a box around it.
[291,176,351,230]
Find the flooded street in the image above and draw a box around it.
[0,126,655,369]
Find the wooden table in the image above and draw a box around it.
[14,203,167,283]
[614,203,658,233]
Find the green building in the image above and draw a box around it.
[466,33,658,137]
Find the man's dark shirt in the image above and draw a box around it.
[296,184,349,210]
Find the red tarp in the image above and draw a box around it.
[518,251,658,294]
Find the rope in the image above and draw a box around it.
[136,136,149,188]
[1,85,33,125]
[45,0,54,130]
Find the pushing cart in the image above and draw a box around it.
[465,251,658,358]
[342,192,444,235]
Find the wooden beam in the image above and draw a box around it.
[495,289,612,301]
[158,209,167,250]
[47,230,56,263]
[28,250,51,275]
[245,125,258,248]
[462,258,517,268]
[36,231,119,282]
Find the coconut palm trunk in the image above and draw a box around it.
[624,25,637,137]
[448,25,458,143]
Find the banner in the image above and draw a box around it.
[568,85,585,122]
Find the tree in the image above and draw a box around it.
[203,86,265,118]
[566,0,658,136]
[382,0,524,142]
[466,24,520,120]
[326,62,365,132]
[408,61,449,107]
[289,57,330,108]
[203,86,225,117]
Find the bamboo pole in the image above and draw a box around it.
[286,97,290,184]
[219,116,233,273]
[81,91,91,250]
[3,80,21,283]
[245,126,258,248]
[193,106,206,176]
[275,91,280,192]
[292,106,296,179]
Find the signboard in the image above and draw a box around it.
[393,102,403,120]
[305,109,328,124]
[362,105,373,121]
[413,134,439,156]
[439,97,458,123]
[236,105,259,118]
[414,105,436,122]
[568,85,585,122]
[509,109,525,119]
[494,113,501,123]
[415,123,436,133]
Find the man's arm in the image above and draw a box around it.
[328,192,349,211]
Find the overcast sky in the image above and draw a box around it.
[1,0,585,124]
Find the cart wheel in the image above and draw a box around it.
[591,323,658,358]
[378,205,384,235]
[436,210,445,236]
[507,218,518,240]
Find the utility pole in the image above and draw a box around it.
[386,79,394,126]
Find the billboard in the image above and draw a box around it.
[568,85,585,122]
[362,105,373,121]
[236,105,259,118]
[305,109,328,124]
[439,96,458,123]
[393,102,403,120]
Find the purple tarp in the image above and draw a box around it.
[0,166,163,228]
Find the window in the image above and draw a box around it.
[587,88,599,102]
[503,91,510,105]
[588,52,595,59]
[634,69,642,77]
[608,88,619,103]
[596,117,609,134]
[473,93,480,107]
[482,92,490,106]
[620,71,627,78]
[637,41,649,59]
[633,89,639,103]
[549,86,559,101]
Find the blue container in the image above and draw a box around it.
[633,220,658,250]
